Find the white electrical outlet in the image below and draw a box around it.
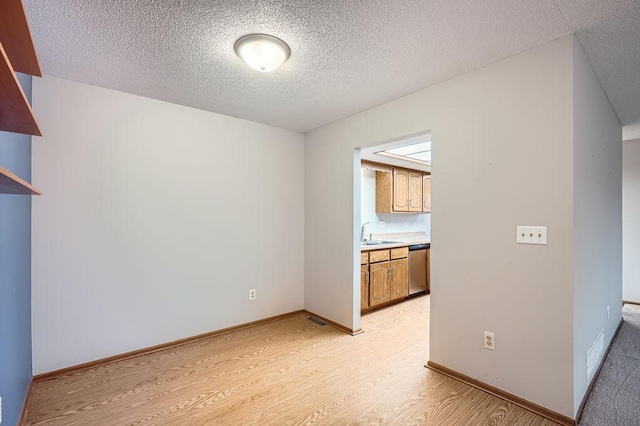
[403,220,408,228]
[516,226,548,245]
[379,220,385,229]
[607,305,610,320]
[484,331,496,351]
[249,289,256,300]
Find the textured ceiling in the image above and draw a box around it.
[24,0,640,132]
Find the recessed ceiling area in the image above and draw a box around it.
[375,141,432,166]
[361,133,432,173]
[24,0,640,133]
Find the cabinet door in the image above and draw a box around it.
[423,174,431,213]
[361,264,369,310]
[393,168,409,211]
[390,259,408,300]
[369,262,391,307]
[375,171,393,213]
[409,171,423,212]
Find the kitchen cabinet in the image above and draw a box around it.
[361,264,369,310]
[376,168,425,213]
[392,168,409,211]
[423,174,431,213]
[363,247,409,310]
[390,259,409,300]
[369,261,391,308]
[407,170,422,212]
[361,252,369,310]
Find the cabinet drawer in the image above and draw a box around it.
[360,252,369,265]
[369,249,390,263]
[390,247,408,259]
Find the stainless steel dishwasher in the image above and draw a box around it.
[408,243,429,295]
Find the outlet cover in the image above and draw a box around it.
[484,331,495,351]
[379,220,385,228]
[516,226,547,245]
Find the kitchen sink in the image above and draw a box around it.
[361,240,398,246]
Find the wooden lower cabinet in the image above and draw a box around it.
[390,258,408,300]
[364,244,423,300]
[361,264,369,310]
[369,261,391,308]
[364,248,409,310]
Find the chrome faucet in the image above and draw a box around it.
[361,222,370,242]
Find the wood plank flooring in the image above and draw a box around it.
[25,295,559,425]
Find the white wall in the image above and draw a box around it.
[305,36,578,416]
[572,39,622,414]
[360,168,430,237]
[31,76,305,374]
[623,122,640,141]
[623,139,640,303]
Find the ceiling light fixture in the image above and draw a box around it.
[234,34,291,72]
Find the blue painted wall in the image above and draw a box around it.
[0,73,33,426]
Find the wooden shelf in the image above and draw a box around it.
[0,41,41,136]
[0,0,41,76]
[0,166,41,195]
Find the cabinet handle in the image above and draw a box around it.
[390,268,394,278]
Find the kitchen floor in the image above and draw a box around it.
[25,295,555,425]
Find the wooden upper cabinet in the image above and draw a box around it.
[376,168,428,213]
[393,168,410,211]
[423,174,431,213]
[375,171,393,213]
[408,171,422,212]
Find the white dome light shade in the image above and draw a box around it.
[234,34,290,72]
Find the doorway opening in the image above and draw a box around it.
[355,131,432,328]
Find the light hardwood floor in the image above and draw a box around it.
[25,296,558,425]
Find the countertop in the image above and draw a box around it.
[360,232,430,251]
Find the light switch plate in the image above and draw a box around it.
[516,226,547,245]
[379,220,385,229]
